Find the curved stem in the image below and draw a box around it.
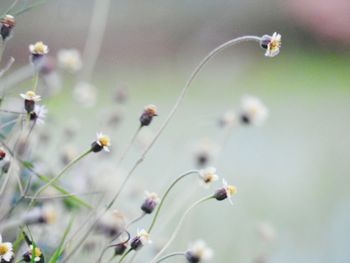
[126,212,146,229]
[148,170,199,233]
[98,231,130,263]
[150,196,214,263]
[28,148,92,208]
[118,248,132,263]
[32,72,39,93]
[154,252,185,263]
[116,126,142,167]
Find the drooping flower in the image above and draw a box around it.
[260,32,281,57]
[185,240,213,263]
[0,234,14,262]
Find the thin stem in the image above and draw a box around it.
[32,72,39,93]
[28,148,92,208]
[154,252,185,263]
[116,126,142,167]
[148,170,199,233]
[150,196,214,263]
[126,212,146,229]
[98,231,130,263]
[118,248,132,263]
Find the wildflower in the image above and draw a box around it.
[185,240,213,263]
[23,245,44,263]
[73,82,97,108]
[57,49,82,73]
[218,110,236,128]
[29,41,49,65]
[239,96,268,126]
[213,179,237,205]
[0,234,14,262]
[96,210,126,237]
[260,32,281,58]
[199,167,218,187]
[139,104,158,127]
[20,90,41,113]
[0,149,6,160]
[193,138,220,168]
[23,205,56,225]
[130,229,151,250]
[91,132,111,153]
[0,15,15,41]
[30,105,47,125]
[141,191,161,214]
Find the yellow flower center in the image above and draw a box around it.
[0,244,8,255]
[26,90,36,98]
[33,42,46,54]
[33,247,42,257]
[268,40,280,51]
[226,185,237,196]
[98,136,110,147]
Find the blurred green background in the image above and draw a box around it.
[1,0,350,262]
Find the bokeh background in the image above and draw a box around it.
[1,0,350,262]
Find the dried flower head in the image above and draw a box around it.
[0,234,14,262]
[199,167,218,187]
[213,179,237,205]
[91,132,111,153]
[0,14,15,41]
[130,229,151,250]
[23,245,43,263]
[141,191,161,214]
[57,49,82,73]
[260,32,281,57]
[139,104,158,127]
[29,41,49,56]
[185,240,213,263]
[239,96,268,126]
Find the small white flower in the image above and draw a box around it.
[73,82,97,108]
[263,32,281,57]
[31,105,47,125]
[144,191,161,204]
[185,240,213,262]
[222,179,237,205]
[199,167,218,187]
[57,49,82,73]
[29,41,49,55]
[20,90,41,102]
[136,229,152,246]
[0,235,14,262]
[239,95,268,126]
[98,210,126,237]
[28,245,42,262]
[219,109,236,128]
[96,132,111,152]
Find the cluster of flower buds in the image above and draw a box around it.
[139,104,158,127]
[141,191,161,214]
[0,15,15,41]
[91,132,111,153]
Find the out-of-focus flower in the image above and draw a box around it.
[23,245,43,263]
[29,42,49,56]
[139,104,158,127]
[73,82,97,108]
[239,96,268,126]
[114,242,128,255]
[23,205,56,225]
[185,240,213,263]
[115,86,128,104]
[96,210,126,237]
[218,109,236,128]
[256,222,277,243]
[199,167,218,187]
[0,234,14,262]
[130,229,151,250]
[141,191,161,214]
[30,105,47,125]
[193,138,220,168]
[260,32,281,57]
[0,15,15,41]
[213,179,237,205]
[20,91,41,113]
[91,132,111,153]
[57,49,82,73]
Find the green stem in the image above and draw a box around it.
[118,248,132,263]
[116,125,142,167]
[28,148,92,208]
[32,72,39,93]
[150,195,214,263]
[155,252,185,263]
[147,170,199,233]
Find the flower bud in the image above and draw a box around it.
[114,243,128,255]
[139,105,158,127]
[213,179,237,205]
[130,229,151,251]
[0,15,15,41]
[141,192,160,214]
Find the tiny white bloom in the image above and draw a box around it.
[29,41,49,55]
[136,229,152,245]
[144,191,161,204]
[222,179,237,205]
[28,245,42,262]
[264,32,281,57]
[96,132,111,152]
[240,95,268,126]
[20,90,41,102]
[186,240,213,262]
[199,167,218,187]
[0,234,14,262]
[57,49,82,73]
